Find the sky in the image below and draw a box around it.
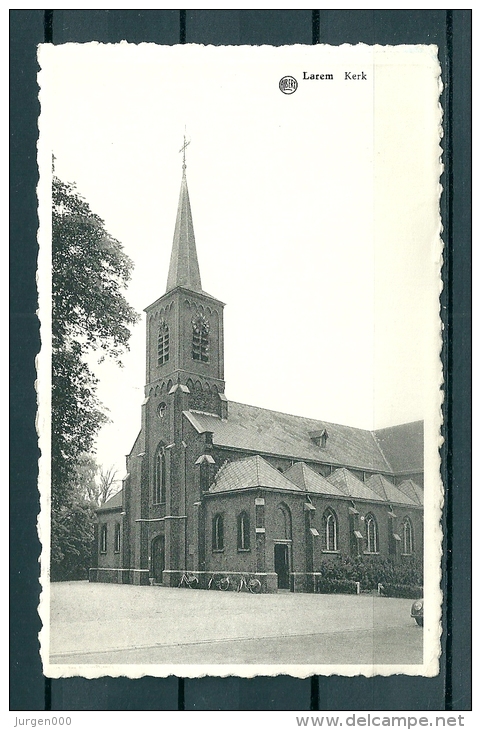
[38,43,443,479]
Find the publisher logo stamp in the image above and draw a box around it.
[279,76,298,95]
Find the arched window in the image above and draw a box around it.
[192,314,209,362]
[212,513,224,551]
[237,512,250,551]
[153,444,166,504]
[100,524,107,553]
[277,503,292,540]
[402,516,414,555]
[365,513,379,553]
[323,508,338,552]
[114,523,121,553]
[157,320,170,366]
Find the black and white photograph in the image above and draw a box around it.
[37,42,443,678]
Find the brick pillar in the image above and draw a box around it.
[139,453,149,572]
[388,510,400,561]
[304,501,317,592]
[163,383,189,586]
[122,474,131,571]
[255,496,266,574]
[349,505,362,557]
[91,524,99,569]
[194,500,205,573]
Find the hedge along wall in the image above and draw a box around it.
[316,554,423,591]
[308,494,423,566]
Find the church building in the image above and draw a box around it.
[90,157,424,592]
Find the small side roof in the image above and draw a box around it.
[327,468,383,502]
[397,479,424,506]
[364,473,418,507]
[97,490,123,512]
[209,455,302,494]
[283,462,345,497]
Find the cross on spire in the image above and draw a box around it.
[179,134,190,173]
[166,136,202,293]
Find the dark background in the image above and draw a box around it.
[10,9,471,712]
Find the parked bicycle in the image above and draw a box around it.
[207,573,230,591]
[178,573,199,588]
[236,574,262,594]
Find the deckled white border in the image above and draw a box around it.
[37,42,444,680]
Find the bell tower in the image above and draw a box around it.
[133,140,227,587]
[144,139,226,414]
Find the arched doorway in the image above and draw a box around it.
[274,503,292,590]
[274,543,290,589]
[151,535,165,584]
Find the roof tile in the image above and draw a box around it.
[185,402,420,474]
[374,422,424,474]
[283,462,346,497]
[97,490,123,511]
[365,474,417,506]
[397,479,424,505]
[328,468,383,502]
[209,455,301,494]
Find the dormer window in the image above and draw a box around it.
[192,314,209,362]
[157,320,170,366]
[309,428,328,448]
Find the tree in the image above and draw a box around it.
[52,176,139,510]
[76,458,120,508]
[97,465,121,506]
[50,453,124,580]
[69,452,100,504]
[51,499,97,581]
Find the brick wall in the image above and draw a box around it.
[96,509,123,569]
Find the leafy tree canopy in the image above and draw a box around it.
[51,453,121,580]
[52,176,139,509]
[51,500,96,581]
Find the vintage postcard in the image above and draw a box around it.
[37,42,443,679]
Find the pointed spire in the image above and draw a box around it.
[165,137,202,293]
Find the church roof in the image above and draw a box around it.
[373,421,424,475]
[364,473,418,506]
[165,170,202,293]
[282,462,345,497]
[184,402,422,476]
[397,479,424,506]
[207,456,422,505]
[327,468,384,501]
[96,489,123,512]
[209,455,301,494]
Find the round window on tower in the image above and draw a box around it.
[157,402,167,419]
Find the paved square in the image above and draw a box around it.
[49,582,423,666]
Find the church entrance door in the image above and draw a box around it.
[152,535,165,584]
[274,543,290,589]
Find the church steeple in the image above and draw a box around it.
[165,139,202,293]
[145,140,225,405]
